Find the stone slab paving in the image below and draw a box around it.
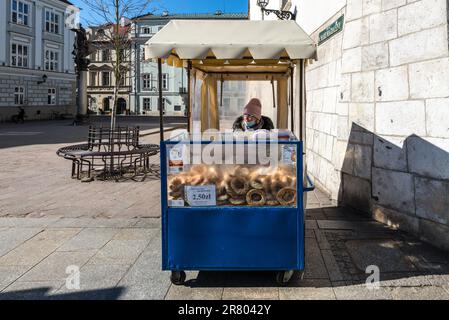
[0,190,448,300]
[0,120,177,219]
[0,121,448,299]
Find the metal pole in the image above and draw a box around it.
[134,42,138,114]
[158,58,164,142]
[299,59,304,141]
[290,66,294,133]
[187,60,192,133]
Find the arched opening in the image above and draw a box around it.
[89,97,97,113]
[103,97,110,113]
[117,98,127,115]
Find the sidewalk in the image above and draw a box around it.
[0,189,448,300]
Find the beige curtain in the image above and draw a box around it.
[277,77,288,129]
[200,75,219,131]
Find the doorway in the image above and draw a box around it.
[117,98,127,115]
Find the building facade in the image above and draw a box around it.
[128,12,248,116]
[86,24,132,115]
[0,0,79,121]
[250,0,449,251]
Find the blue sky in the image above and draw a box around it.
[72,0,248,24]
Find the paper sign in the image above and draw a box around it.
[168,199,185,207]
[281,146,296,164]
[185,185,216,207]
[168,145,186,173]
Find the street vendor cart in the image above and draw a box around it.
[145,20,317,285]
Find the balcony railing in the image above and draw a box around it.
[87,85,132,92]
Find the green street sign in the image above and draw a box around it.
[318,15,345,45]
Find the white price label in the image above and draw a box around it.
[281,146,296,164]
[168,145,187,173]
[185,185,216,207]
[169,199,185,207]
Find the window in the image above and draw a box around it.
[158,98,166,111]
[223,81,231,91]
[102,72,110,86]
[118,49,126,62]
[11,0,29,26]
[89,72,97,86]
[143,98,151,110]
[119,74,125,86]
[174,105,181,111]
[142,74,152,90]
[222,97,231,114]
[162,73,168,91]
[140,46,145,61]
[103,97,110,111]
[14,87,25,105]
[141,26,151,34]
[102,49,111,62]
[47,88,56,105]
[45,10,60,34]
[238,98,245,108]
[11,43,29,67]
[45,49,59,71]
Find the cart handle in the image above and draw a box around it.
[304,175,315,193]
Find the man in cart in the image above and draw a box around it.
[232,98,275,132]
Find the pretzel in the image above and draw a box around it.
[246,189,267,206]
[276,187,297,206]
[249,174,266,190]
[229,197,246,206]
[229,176,250,196]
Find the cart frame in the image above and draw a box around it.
[145,19,317,285]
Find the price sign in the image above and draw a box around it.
[169,199,185,207]
[281,146,296,165]
[168,145,187,173]
[185,185,216,207]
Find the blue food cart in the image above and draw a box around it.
[145,20,317,285]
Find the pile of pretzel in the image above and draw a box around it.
[168,165,297,207]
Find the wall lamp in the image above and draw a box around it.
[37,74,48,85]
[256,0,296,20]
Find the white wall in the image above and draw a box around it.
[295,0,346,34]
[305,0,449,251]
[249,0,346,34]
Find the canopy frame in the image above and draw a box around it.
[147,20,316,141]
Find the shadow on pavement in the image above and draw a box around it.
[0,116,187,149]
[180,200,449,290]
[0,287,126,300]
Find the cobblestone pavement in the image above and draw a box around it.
[0,190,448,300]
[0,119,185,219]
[1,121,448,299]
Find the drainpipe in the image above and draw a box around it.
[134,42,138,114]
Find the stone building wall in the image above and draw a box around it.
[0,73,76,121]
[306,0,449,250]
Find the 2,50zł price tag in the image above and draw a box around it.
[185,185,216,207]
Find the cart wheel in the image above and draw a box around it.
[170,271,186,285]
[275,271,294,286]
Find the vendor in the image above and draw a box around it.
[232,98,275,131]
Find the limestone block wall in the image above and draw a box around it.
[306,0,449,250]
[0,74,76,121]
